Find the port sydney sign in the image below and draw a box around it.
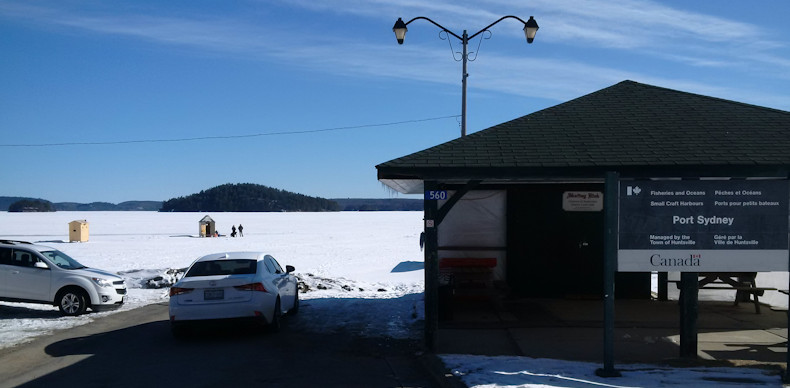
[618,179,789,272]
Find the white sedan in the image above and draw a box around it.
[169,252,299,335]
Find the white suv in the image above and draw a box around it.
[0,240,127,316]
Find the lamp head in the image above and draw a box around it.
[393,18,408,44]
[524,16,539,44]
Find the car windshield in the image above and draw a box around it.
[41,250,86,269]
[185,259,257,277]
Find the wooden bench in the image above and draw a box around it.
[439,257,497,296]
[672,273,776,313]
[439,257,497,268]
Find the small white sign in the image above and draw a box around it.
[562,191,603,212]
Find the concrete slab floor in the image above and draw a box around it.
[435,298,789,367]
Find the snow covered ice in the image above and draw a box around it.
[1,211,785,387]
[0,211,426,347]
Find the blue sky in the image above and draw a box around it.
[1,0,789,203]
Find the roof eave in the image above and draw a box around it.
[378,164,790,193]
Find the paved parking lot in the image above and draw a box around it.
[0,303,445,388]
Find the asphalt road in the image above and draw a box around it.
[0,303,445,388]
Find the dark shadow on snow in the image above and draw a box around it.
[0,304,61,319]
[391,261,424,273]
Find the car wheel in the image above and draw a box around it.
[290,290,300,316]
[269,298,282,332]
[57,288,88,316]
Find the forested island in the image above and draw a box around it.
[160,183,340,212]
[7,199,55,212]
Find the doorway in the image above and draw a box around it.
[506,184,650,299]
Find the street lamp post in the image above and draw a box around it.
[393,15,538,137]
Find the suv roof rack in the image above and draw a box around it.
[0,239,33,245]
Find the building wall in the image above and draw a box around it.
[506,184,650,299]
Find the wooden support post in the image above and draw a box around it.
[679,272,699,358]
[423,180,439,350]
[658,272,668,301]
[786,265,790,383]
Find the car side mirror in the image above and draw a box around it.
[286,265,295,273]
[34,261,49,269]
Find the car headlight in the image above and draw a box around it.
[92,277,113,288]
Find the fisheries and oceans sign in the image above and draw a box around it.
[618,179,789,272]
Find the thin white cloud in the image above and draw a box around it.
[273,0,767,46]
[275,0,501,23]
[493,0,761,46]
[273,0,790,96]
[1,0,788,110]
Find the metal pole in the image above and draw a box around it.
[396,15,536,138]
[597,171,621,377]
[461,30,468,137]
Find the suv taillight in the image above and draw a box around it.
[234,283,267,292]
[169,287,194,297]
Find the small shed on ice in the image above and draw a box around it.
[69,220,89,242]
[199,215,216,237]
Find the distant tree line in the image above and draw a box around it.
[2,194,421,212]
[160,183,341,212]
[8,199,55,212]
[1,197,162,212]
[54,201,163,211]
[333,198,423,211]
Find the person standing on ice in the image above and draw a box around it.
[231,225,237,237]
[238,224,243,237]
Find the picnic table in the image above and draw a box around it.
[674,272,776,313]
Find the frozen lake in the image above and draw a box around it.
[0,211,427,348]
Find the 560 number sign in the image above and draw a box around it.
[425,190,448,200]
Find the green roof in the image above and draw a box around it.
[377,80,790,192]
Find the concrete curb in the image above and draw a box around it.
[417,352,468,388]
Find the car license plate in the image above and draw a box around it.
[204,289,224,300]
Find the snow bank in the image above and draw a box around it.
[442,355,784,387]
